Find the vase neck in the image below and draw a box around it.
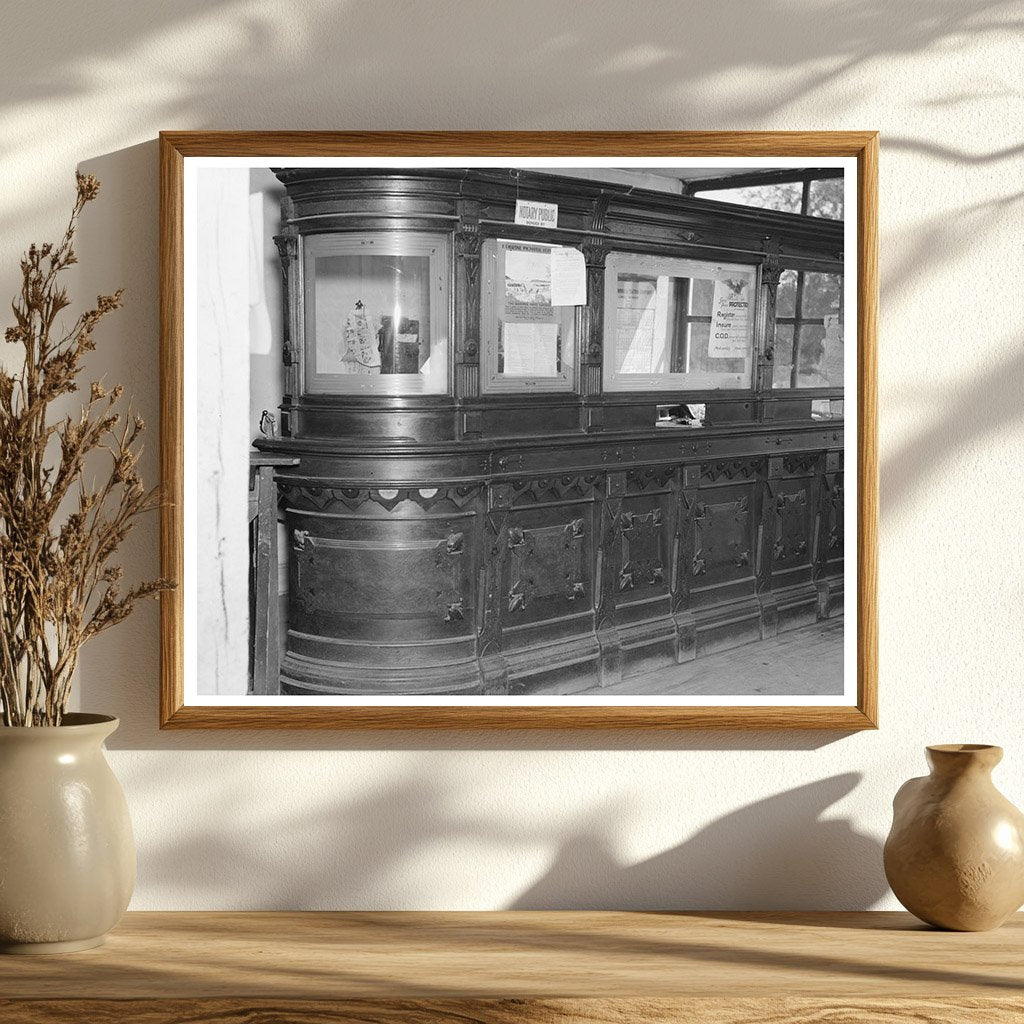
[926,743,1002,779]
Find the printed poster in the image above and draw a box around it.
[708,276,752,358]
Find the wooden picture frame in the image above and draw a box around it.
[159,131,877,730]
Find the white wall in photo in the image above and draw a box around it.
[195,168,250,696]
[0,0,1021,911]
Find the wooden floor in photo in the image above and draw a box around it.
[538,617,844,697]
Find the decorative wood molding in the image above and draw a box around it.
[701,459,761,485]
[510,473,601,507]
[479,507,511,666]
[772,489,810,565]
[627,466,676,492]
[281,484,480,515]
[435,531,466,623]
[455,224,482,362]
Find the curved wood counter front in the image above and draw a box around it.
[261,425,843,696]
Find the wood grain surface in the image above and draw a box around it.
[0,911,1019,1023]
[4,998,1024,1024]
[159,130,879,730]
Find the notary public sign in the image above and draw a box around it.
[514,199,558,229]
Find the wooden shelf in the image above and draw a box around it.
[1,911,1021,1022]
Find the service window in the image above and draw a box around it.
[603,253,757,392]
[773,268,844,389]
[301,231,450,395]
[479,238,577,393]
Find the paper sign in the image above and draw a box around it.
[504,245,552,319]
[502,322,559,376]
[514,199,558,229]
[616,277,656,373]
[708,277,752,358]
[550,247,586,306]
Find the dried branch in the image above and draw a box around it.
[0,173,175,726]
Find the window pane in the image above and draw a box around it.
[773,324,795,388]
[776,269,798,318]
[688,277,715,315]
[808,178,844,220]
[615,274,751,377]
[821,317,844,387]
[796,323,827,385]
[801,272,842,318]
[698,182,803,214]
[315,254,431,376]
[795,322,844,388]
[605,256,755,390]
[480,238,576,392]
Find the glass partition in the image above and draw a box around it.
[302,232,449,394]
[480,238,577,393]
[603,253,757,391]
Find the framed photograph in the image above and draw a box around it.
[159,131,877,729]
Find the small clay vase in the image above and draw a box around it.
[884,744,1024,931]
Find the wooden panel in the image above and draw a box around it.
[674,460,763,658]
[688,460,761,606]
[759,454,822,636]
[0,911,1020,1023]
[276,484,484,694]
[502,506,593,630]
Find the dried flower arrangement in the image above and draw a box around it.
[0,173,172,726]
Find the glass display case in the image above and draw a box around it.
[479,238,577,393]
[301,231,450,395]
[603,253,757,392]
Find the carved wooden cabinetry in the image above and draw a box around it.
[255,169,845,695]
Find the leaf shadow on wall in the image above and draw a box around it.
[510,773,886,910]
[883,339,1024,512]
[0,0,1016,167]
[128,757,886,911]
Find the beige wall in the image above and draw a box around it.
[1,0,1021,909]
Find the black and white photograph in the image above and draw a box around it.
[169,144,867,723]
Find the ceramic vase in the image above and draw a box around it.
[0,713,135,953]
[884,744,1024,931]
